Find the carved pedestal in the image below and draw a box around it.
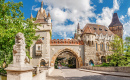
[5,32,34,80]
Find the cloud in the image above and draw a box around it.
[32,5,40,11]
[127,7,130,16]
[35,0,96,39]
[119,15,125,21]
[99,0,103,3]
[96,0,120,27]
[123,21,130,38]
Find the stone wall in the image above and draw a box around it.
[81,66,130,73]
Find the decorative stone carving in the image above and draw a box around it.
[5,32,34,80]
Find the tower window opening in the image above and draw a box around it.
[38,46,40,50]
[42,37,44,40]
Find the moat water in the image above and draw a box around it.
[0,75,7,80]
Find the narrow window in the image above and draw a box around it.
[38,46,40,50]
[42,37,44,40]
[96,43,98,51]
[102,43,103,51]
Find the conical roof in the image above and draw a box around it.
[48,12,51,17]
[109,13,123,27]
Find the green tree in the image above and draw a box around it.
[0,0,39,67]
[108,35,127,66]
[124,37,130,66]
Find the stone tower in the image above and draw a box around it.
[109,13,123,39]
[30,1,52,67]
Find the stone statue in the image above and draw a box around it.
[5,32,34,80]
[13,32,25,55]
[12,32,29,64]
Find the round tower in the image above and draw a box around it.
[108,13,123,39]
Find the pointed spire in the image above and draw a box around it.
[47,12,51,18]
[30,13,33,19]
[41,1,43,8]
[77,23,80,30]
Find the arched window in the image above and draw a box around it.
[102,43,103,51]
[89,60,94,66]
[40,59,46,67]
[92,41,93,46]
[96,43,98,51]
[100,43,103,51]
[101,56,106,63]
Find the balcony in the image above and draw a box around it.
[36,50,42,56]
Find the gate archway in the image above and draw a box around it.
[50,48,83,68]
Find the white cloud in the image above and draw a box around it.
[35,0,95,39]
[119,15,125,21]
[99,0,103,3]
[32,5,40,11]
[127,7,130,16]
[96,0,120,27]
[123,21,130,38]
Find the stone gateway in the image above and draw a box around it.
[29,1,123,68]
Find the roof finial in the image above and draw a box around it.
[30,13,33,19]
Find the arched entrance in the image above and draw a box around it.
[51,48,83,68]
[40,59,46,67]
[101,56,106,63]
[89,60,94,66]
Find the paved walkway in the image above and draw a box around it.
[47,66,130,80]
[46,69,65,80]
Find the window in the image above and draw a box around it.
[102,43,103,51]
[42,37,44,40]
[38,46,40,50]
[96,43,98,51]
[94,27,97,30]
[100,43,103,51]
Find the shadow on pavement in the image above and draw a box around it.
[65,75,130,80]
[46,76,65,80]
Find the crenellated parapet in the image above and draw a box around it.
[50,39,84,45]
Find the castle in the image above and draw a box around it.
[29,2,123,68]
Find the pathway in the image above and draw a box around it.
[47,66,130,80]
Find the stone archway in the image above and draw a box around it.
[51,48,83,68]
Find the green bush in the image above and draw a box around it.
[0,68,7,75]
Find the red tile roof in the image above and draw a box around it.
[36,39,43,44]
[83,26,94,34]
[83,24,114,36]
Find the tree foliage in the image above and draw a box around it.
[108,35,129,66]
[0,0,39,67]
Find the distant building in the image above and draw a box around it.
[29,1,123,68]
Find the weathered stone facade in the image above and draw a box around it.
[29,2,123,68]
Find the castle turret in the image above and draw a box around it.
[109,13,123,39]
[82,26,95,46]
[47,12,51,24]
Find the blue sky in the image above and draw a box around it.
[5,0,130,39]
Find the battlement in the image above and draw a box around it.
[50,39,84,45]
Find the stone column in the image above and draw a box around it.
[5,32,34,80]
